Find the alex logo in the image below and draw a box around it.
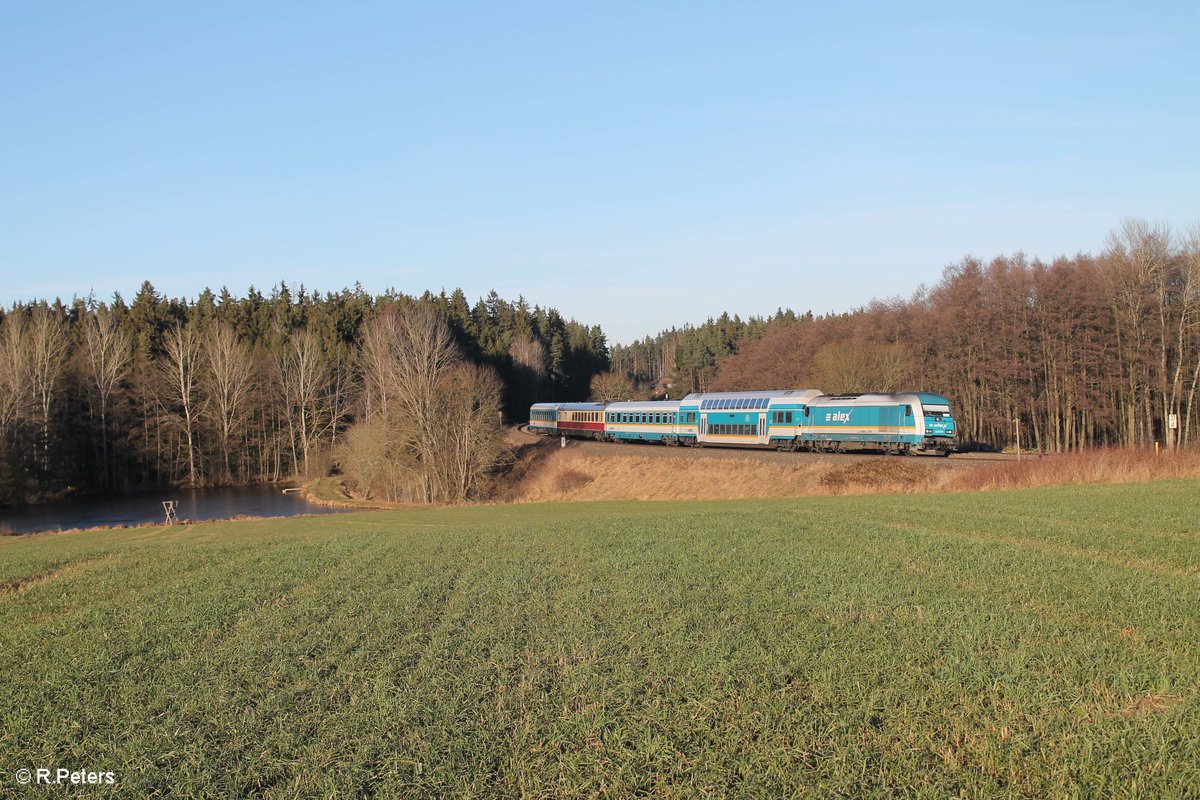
[824,412,850,423]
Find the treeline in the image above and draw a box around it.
[710,220,1200,452]
[609,308,806,396]
[0,283,609,506]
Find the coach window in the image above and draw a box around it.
[905,406,912,417]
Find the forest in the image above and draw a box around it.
[3,218,1197,507]
[0,283,607,506]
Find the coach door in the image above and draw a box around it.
[758,413,766,444]
[700,413,707,441]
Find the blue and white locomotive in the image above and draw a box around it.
[530,389,956,456]
[801,392,956,456]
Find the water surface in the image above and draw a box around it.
[1,485,349,534]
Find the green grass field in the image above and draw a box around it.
[2,482,1198,798]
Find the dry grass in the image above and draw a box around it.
[508,446,1200,503]
[510,449,946,503]
[946,447,1200,492]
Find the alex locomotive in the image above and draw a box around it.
[530,390,956,456]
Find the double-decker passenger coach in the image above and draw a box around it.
[680,389,821,449]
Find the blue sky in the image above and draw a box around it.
[3,2,1198,343]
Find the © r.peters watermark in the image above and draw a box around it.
[15,768,117,786]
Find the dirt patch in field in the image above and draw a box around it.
[1122,694,1180,717]
[818,459,938,492]
[0,554,115,598]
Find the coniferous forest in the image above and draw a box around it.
[3,219,1199,507]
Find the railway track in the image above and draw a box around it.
[508,426,1029,468]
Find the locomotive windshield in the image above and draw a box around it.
[924,404,951,417]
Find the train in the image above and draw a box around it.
[529,390,957,456]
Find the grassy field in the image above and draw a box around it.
[1,482,1198,797]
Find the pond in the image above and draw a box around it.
[0,485,351,535]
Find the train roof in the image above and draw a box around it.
[530,402,562,410]
[809,392,952,406]
[605,400,682,411]
[915,392,952,405]
[680,389,822,406]
[555,402,607,411]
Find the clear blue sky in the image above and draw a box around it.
[3,2,1198,343]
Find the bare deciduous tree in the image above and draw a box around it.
[1180,225,1200,446]
[28,306,70,467]
[434,363,505,501]
[810,341,910,395]
[202,321,255,482]
[589,370,636,403]
[344,307,503,504]
[81,306,132,483]
[275,328,329,478]
[160,322,204,487]
[0,313,32,444]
